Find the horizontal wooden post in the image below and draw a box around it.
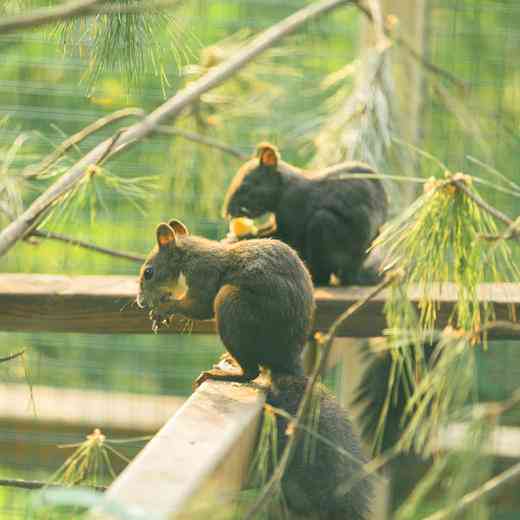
[0,384,184,471]
[0,383,184,432]
[437,423,520,459]
[0,274,519,338]
[95,379,267,519]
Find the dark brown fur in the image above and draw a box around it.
[223,143,388,285]
[138,220,315,380]
[138,221,373,519]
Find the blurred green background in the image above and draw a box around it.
[1,0,520,518]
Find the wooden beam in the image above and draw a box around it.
[0,383,184,432]
[0,384,184,471]
[437,423,520,459]
[97,378,267,518]
[0,274,519,338]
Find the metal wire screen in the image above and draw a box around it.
[1,0,520,518]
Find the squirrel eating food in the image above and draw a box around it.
[137,218,315,383]
[223,143,389,285]
[137,220,373,519]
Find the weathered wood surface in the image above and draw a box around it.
[0,384,184,471]
[0,274,519,337]
[0,274,519,338]
[97,378,267,519]
[438,422,520,459]
[0,383,184,432]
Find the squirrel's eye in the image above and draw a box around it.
[143,267,154,280]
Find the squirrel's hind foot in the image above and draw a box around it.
[193,367,259,390]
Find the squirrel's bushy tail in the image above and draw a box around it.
[264,373,373,520]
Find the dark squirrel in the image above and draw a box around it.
[223,143,389,285]
[137,220,373,519]
[137,219,314,382]
[222,144,427,455]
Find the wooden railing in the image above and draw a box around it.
[1,274,520,519]
[1,274,519,338]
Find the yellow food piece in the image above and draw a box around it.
[230,217,257,238]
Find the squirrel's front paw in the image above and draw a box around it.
[149,309,170,333]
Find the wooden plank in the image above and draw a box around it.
[0,274,519,338]
[0,384,184,471]
[0,274,216,334]
[97,378,267,519]
[0,383,184,432]
[437,423,520,459]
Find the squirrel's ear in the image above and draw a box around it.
[256,143,279,168]
[156,223,176,248]
[169,219,189,237]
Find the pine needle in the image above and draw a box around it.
[53,1,198,94]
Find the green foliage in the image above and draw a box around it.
[0,0,31,16]
[42,164,159,229]
[49,428,128,488]
[376,175,519,339]
[54,1,198,95]
[246,404,289,519]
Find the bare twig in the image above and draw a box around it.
[0,0,102,34]
[244,272,397,519]
[423,460,520,520]
[156,126,248,160]
[0,350,25,364]
[23,108,144,179]
[354,3,468,92]
[0,0,352,258]
[395,34,468,93]
[30,229,145,263]
[0,0,183,35]
[0,478,106,492]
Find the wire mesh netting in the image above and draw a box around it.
[1,0,520,518]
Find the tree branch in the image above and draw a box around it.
[0,477,106,492]
[23,108,144,179]
[0,350,25,364]
[423,461,520,520]
[243,272,398,519]
[355,3,468,92]
[0,0,183,35]
[0,0,352,258]
[452,179,520,241]
[0,0,102,34]
[30,229,145,263]
[156,126,248,160]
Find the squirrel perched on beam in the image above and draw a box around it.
[223,143,429,454]
[137,220,373,519]
[222,142,388,286]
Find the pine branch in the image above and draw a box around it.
[0,0,183,35]
[0,0,352,258]
[156,126,248,160]
[452,178,520,241]
[0,0,102,34]
[0,477,106,492]
[30,229,145,263]
[243,272,398,519]
[0,350,25,364]
[23,108,144,179]
[354,3,468,92]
